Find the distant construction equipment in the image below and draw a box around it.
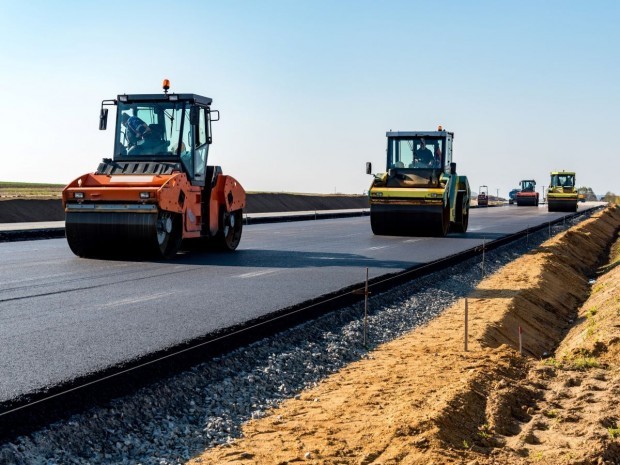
[516,180,539,206]
[547,171,578,212]
[477,185,489,207]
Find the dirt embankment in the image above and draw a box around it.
[187,205,620,465]
[0,194,369,223]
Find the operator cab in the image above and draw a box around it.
[550,172,575,189]
[383,129,453,188]
[520,180,536,192]
[98,81,219,187]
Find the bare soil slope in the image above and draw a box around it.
[187,206,620,464]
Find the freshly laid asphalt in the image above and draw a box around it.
[0,203,602,406]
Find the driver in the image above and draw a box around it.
[121,112,152,147]
[414,138,434,166]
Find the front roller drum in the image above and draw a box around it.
[65,210,183,259]
[516,196,538,207]
[548,198,578,212]
[370,203,449,237]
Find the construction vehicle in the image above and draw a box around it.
[577,186,587,202]
[477,185,489,206]
[515,179,539,206]
[547,171,578,212]
[366,127,470,236]
[508,188,520,205]
[62,80,246,259]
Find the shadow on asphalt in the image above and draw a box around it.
[174,249,419,270]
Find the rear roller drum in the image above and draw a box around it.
[215,209,243,251]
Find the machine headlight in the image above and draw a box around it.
[74,192,84,199]
[140,192,151,199]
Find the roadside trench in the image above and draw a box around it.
[190,205,620,465]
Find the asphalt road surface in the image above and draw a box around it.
[0,203,601,405]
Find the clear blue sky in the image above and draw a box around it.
[1,0,618,197]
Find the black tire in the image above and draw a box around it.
[215,209,243,251]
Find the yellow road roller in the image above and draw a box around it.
[547,171,578,212]
[366,127,470,236]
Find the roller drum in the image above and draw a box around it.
[516,196,538,206]
[370,203,448,237]
[548,198,578,212]
[65,211,169,258]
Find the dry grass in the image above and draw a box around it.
[0,181,64,199]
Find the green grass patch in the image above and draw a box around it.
[608,426,620,439]
[543,409,558,418]
[477,423,492,439]
[543,357,563,369]
[572,356,599,370]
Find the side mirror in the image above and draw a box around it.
[366,162,372,175]
[450,162,456,175]
[99,108,108,130]
[209,109,220,121]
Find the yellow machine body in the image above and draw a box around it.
[547,171,578,212]
[367,129,470,236]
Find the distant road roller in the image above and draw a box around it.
[547,171,578,212]
[578,186,587,203]
[477,185,489,206]
[62,80,246,259]
[366,127,470,236]
[515,179,539,206]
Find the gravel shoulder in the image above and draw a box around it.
[188,205,620,464]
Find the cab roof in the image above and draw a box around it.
[116,93,213,106]
[550,171,575,175]
[386,130,453,138]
